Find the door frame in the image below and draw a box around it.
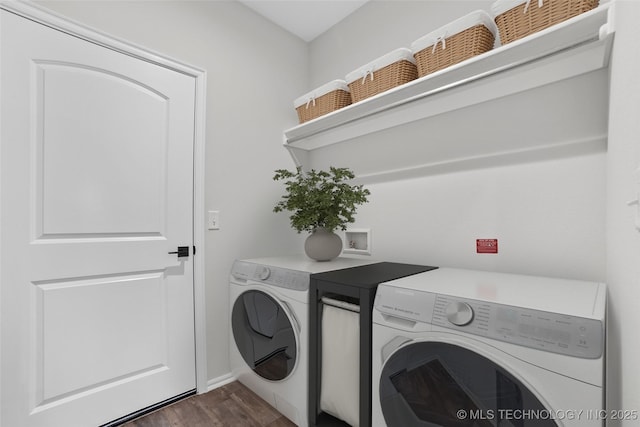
[0,0,209,394]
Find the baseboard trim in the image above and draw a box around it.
[206,372,236,392]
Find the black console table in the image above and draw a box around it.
[308,262,437,427]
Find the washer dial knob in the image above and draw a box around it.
[445,301,474,326]
[257,266,271,280]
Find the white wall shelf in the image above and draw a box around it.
[284,5,614,184]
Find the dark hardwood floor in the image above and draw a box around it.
[122,381,296,427]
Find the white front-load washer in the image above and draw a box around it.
[229,255,375,427]
[371,268,606,427]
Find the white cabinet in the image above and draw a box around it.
[284,5,614,184]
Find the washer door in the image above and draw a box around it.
[379,341,557,426]
[231,289,298,381]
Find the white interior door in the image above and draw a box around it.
[1,8,197,427]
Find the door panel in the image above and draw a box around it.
[35,272,168,405]
[2,9,196,427]
[36,62,168,236]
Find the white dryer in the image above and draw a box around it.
[371,268,606,427]
[229,256,375,427]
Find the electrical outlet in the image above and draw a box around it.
[208,210,220,230]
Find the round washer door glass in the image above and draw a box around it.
[379,342,557,426]
[231,290,297,381]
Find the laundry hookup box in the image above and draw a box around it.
[293,79,352,124]
[345,48,418,104]
[411,10,498,78]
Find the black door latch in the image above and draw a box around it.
[169,246,189,258]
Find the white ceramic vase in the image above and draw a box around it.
[304,227,342,261]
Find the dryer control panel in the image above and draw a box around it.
[430,294,603,359]
[230,260,310,291]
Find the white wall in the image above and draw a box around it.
[350,154,606,279]
[309,0,639,420]
[36,0,307,383]
[606,1,640,424]
[309,0,606,280]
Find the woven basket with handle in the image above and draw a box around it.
[295,89,351,124]
[413,25,495,78]
[294,80,352,124]
[347,60,418,103]
[494,0,599,45]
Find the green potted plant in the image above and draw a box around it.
[273,166,370,261]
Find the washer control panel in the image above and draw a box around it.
[431,294,603,359]
[375,286,603,359]
[230,261,310,291]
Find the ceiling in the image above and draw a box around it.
[238,0,370,42]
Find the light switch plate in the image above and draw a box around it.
[208,210,220,230]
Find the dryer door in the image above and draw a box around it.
[231,290,298,381]
[379,341,557,427]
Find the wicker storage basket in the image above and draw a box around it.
[492,0,599,45]
[411,10,497,78]
[294,80,352,124]
[345,48,418,103]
